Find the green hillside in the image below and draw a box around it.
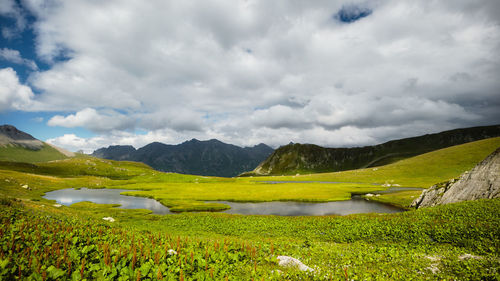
[0,143,68,163]
[260,137,500,187]
[246,124,500,176]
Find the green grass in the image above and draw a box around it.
[1,196,499,280]
[256,137,500,187]
[0,137,499,279]
[0,143,68,163]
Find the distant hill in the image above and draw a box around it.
[92,139,274,177]
[0,125,72,163]
[243,124,500,176]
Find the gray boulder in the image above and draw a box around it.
[412,147,500,208]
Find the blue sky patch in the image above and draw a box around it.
[335,4,372,23]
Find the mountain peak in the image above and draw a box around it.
[92,139,274,177]
[0,125,37,141]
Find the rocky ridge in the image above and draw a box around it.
[411,147,500,208]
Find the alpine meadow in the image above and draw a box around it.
[1,1,500,280]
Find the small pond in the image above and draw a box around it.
[214,196,403,216]
[44,188,406,216]
[44,188,172,214]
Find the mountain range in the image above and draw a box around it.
[92,139,274,177]
[243,124,500,176]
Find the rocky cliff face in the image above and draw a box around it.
[411,147,500,208]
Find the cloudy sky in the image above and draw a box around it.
[1,0,499,153]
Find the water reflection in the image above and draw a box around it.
[214,196,403,216]
[44,188,172,214]
[44,188,405,216]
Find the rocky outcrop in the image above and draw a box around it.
[411,147,500,208]
[276,256,313,272]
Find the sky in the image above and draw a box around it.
[1,0,499,153]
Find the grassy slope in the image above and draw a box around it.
[0,143,68,163]
[250,124,500,176]
[256,137,500,186]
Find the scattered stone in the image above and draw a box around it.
[424,256,441,274]
[372,168,378,171]
[365,193,374,197]
[167,249,177,255]
[425,256,441,262]
[53,204,62,208]
[277,256,313,272]
[458,254,482,261]
[22,184,29,189]
[102,217,115,222]
[376,194,380,197]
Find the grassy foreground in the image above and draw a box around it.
[1,197,499,280]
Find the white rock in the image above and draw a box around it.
[102,217,115,222]
[53,204,62,208]
[167,249,177,255]
[277,256,313,272]
[458,254,482,260]
[365,193,374,197]
[22,185,29,189]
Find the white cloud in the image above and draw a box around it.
[0,0,26,39]
[47,108,135,133]
[0,48,38,70]
[11,0,500,149]
[0,67,35,111]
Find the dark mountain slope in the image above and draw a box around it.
[244,124,500,176]
[92,139,273,177]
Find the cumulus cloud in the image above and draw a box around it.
[0,48,38,70]
[47,108,135,133]
[9,0,500,150]
[0,67,35,111]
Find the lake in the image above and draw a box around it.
[44,188,173,214]
[44,188,405,216]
